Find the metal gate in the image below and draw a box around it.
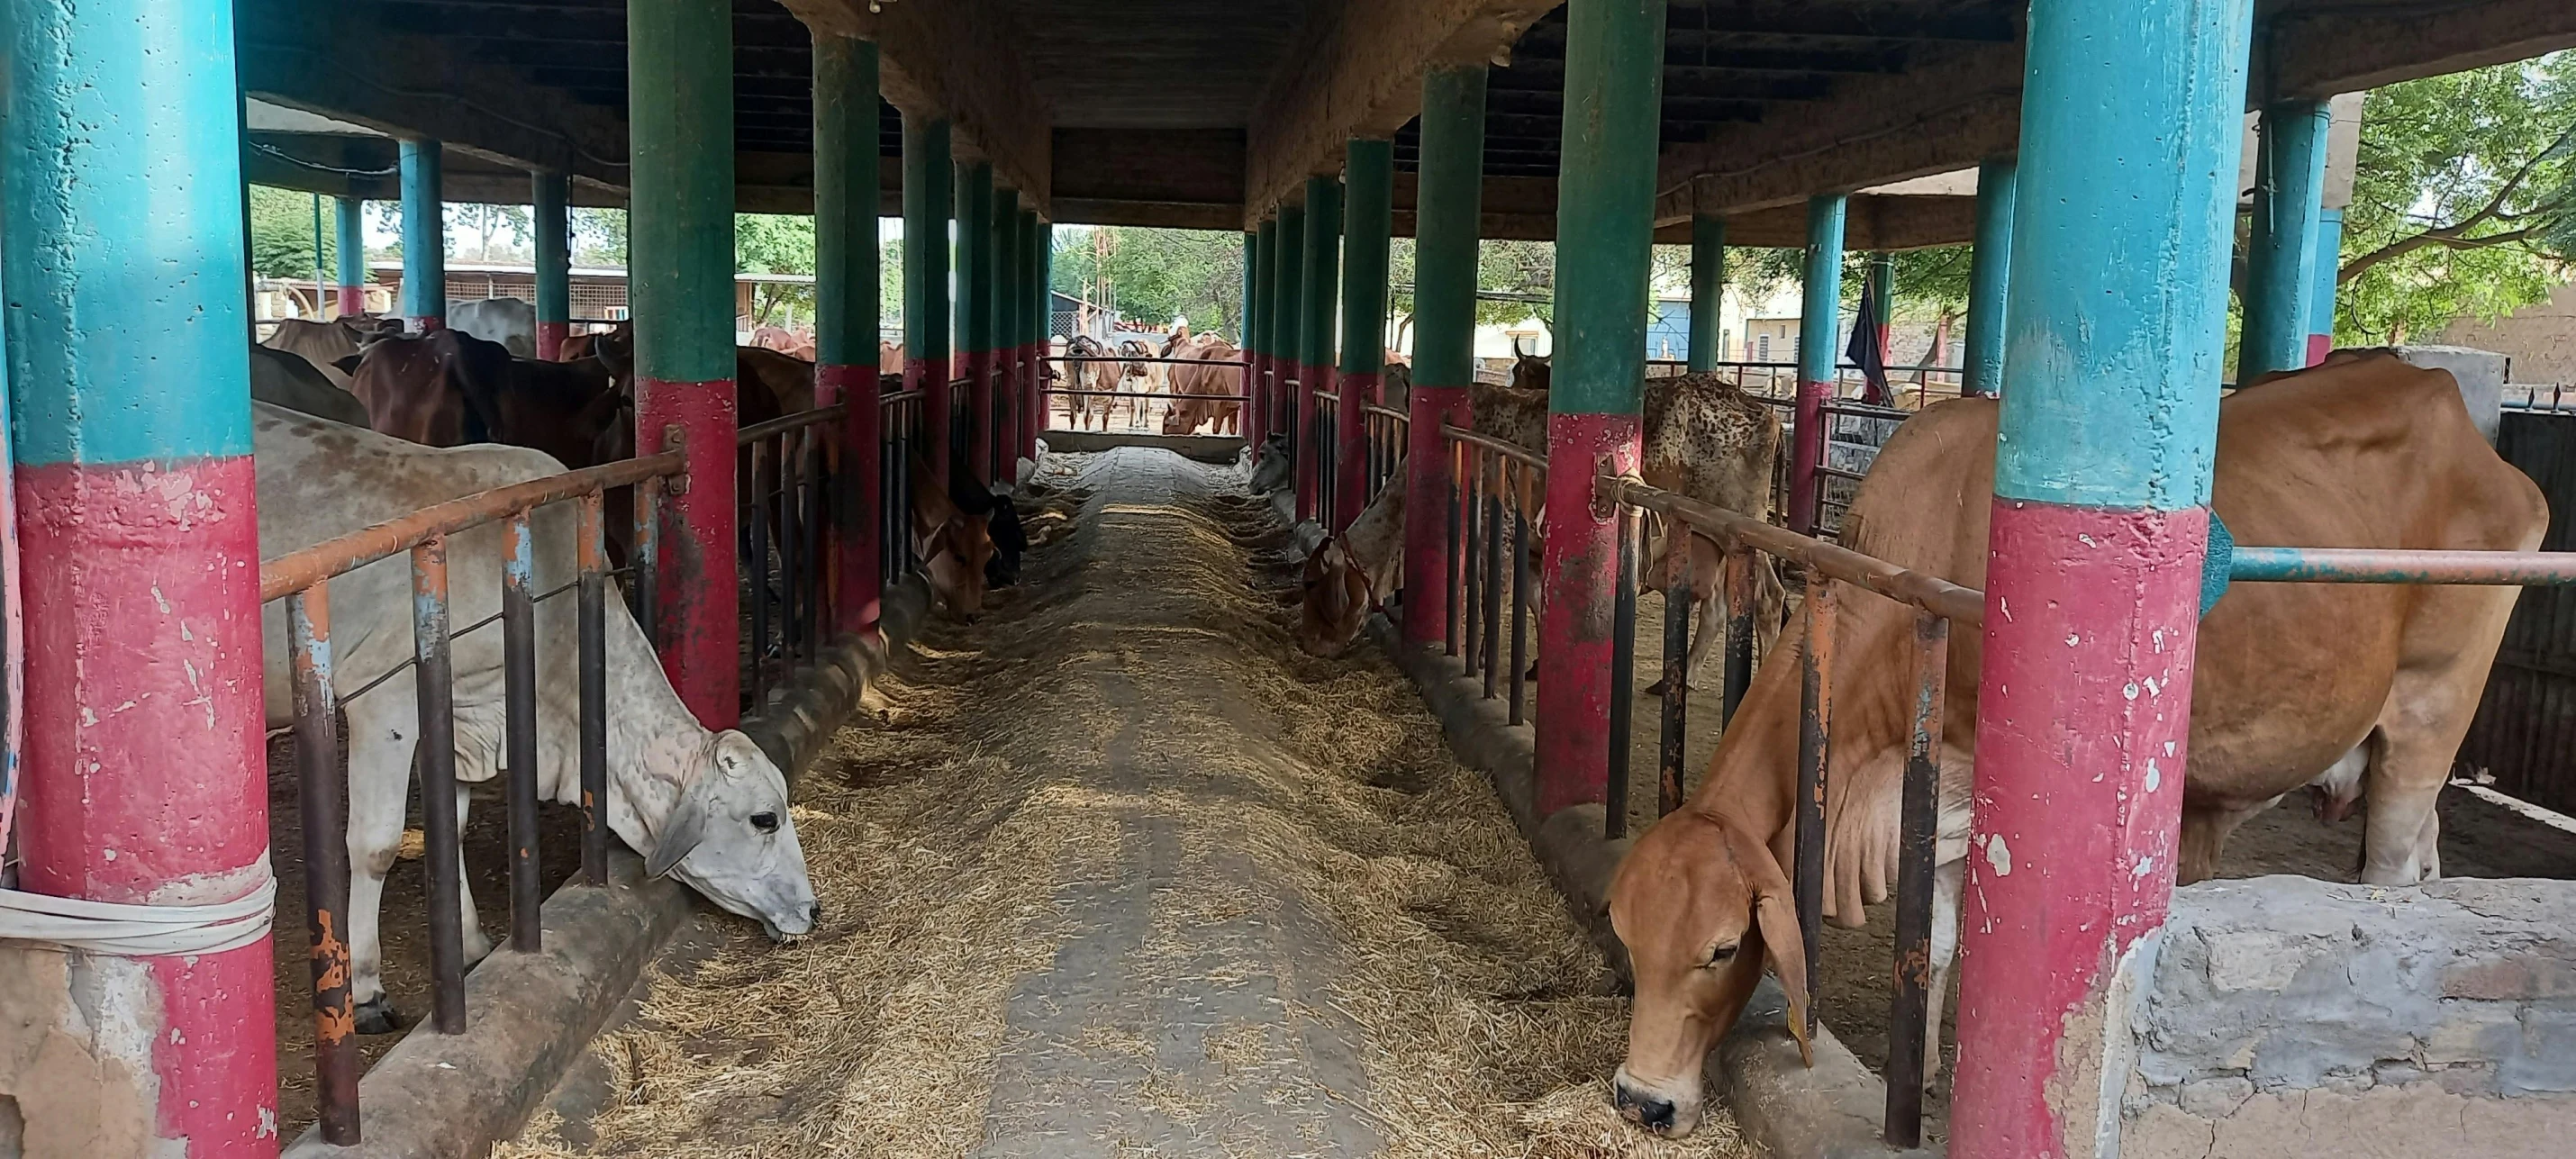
[2460,408,2576,814]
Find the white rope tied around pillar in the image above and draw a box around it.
[0,866,277,956]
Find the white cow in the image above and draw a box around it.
[253,403,816,1032]
[449,296,538,358]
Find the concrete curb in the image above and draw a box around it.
[284,574,934,1157]
[1039,430,1246,462]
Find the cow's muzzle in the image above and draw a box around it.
[1611,1068,1699,1137]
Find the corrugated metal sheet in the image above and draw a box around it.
[2461,409,2576,815]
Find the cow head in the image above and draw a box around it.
[1295,536,1374,658]
[645,730,820,941]
[1250,431,1293,494]
[1606,809,1811,1138]
[1160,406,1200,437]
[923,512,996,620]
[1509,338,1552,393]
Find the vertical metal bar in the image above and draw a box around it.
[578,492,611,888]
[292,584,360,1144]
[1464,446,1483,670]
[412,537,467,1033]
[748,439,772,711]
[1446,438,1465,657]
[777,433,801,659]
[502,513,541,954]
[1481,458,1504,699]
[1794,580,1838,1040]
[635,475,662,648]
[1723,541,1757,726]
[803,428,826,657]
[1659,526,1693,816]
[1607,506,1639,840]
[1509,477,1530,726]
[1885,611,1951,1147]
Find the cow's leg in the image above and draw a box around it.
[342,692,419,1034]
[1923,857,1964,1081]
[2177,798,2272,884]
[452,781,496,964]
[2361,668,2480,884]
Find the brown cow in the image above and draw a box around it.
[265,315,398,390]
[1159,333,1244,436]
[880,340,904,376]
[1605,353,2547,1138]
[341,330,624,470]
[1062,335,1119,430]
[907,453,994,620]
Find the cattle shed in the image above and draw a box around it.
[7,2,2576,1158]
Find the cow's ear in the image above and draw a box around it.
[1754,890,1814,1067]
[645,788,708,878]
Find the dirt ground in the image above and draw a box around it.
[265,729,585,1136]
[1595,584,2576,1149]
[496,448,1741,1158]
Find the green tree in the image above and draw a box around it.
[572,207,628,268]
[1051,226,1246,337]
[736,213,819,325]
[247,185,340,283]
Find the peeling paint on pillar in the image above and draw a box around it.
[1950,0,2249,1154]
[4,0,279,1145]
[1790,194,1846,536]
[533,169,571,360]
[1298,176,1341,527]
[334,196,367,317]
[815,33,881,638]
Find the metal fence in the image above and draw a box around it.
[1042,355,1248,435]
[1439,423,1547,726]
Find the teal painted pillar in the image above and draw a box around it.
[2309,207,2344,364]
[1241,227,1263,442]
[400,138,446,330]
[814,32,881,637]
[1339,140,1393,531]
[1537,0,1665,819]
[628,0,739,724]
[1297,177,1341,525]
[1274,204,1306,457]
[533,168,570,358]
[993,186,1021,480]
[334,195,367,316]
[4,0,280,1143]
[1407,64,1487,647]
[1788,193,1847,535]
[1964,158,2018,396]
[2238,99,2331,383]
[955,160,993,484]
[903,114,954,479]
[1951,0,2252,1153]
[1688,214,1725,371]
[1251,220,1278,445]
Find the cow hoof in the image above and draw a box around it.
[354,998,408,1036]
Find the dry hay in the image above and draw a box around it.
[499,452,1744,1157]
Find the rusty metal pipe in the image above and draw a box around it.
[2228,547,2576,585]
[736,402,850,448]
[412,538,468,1034]
[578,493,610,888]
[1884,611,1950,1146]
[290,585,361,1143]
[261,451,685,602]
[1608,506,1640,840]
[1794,581,1838,1040]
[503,514,541,954]
[1600,474,1983,624]
[1722,543,1757,726]
[1659,527,1693,818]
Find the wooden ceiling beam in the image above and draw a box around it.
[1240,0,1560,224]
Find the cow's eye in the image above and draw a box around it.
[750,811,780,834]
[1702,943,1737,968]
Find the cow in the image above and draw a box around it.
[1603,353,2548,1138]
[946,454,1027,588]
[1508,340,1551,393]
[1294,373,1782,665]
[880,340,905,376]
[1249,431,1293,495]
[449,296,539,358]
[254,402,818,1034]
[1160,333,1245,436]
[1380,361,1412,413]
[750,325,806,355]
[1062,335,1120,431]
[264,315,395,390]
[1118,338,1162,428]
[1294,457,1406,658]
[341,330,625,471]
[250,343,373,427]
[908,453,995,620]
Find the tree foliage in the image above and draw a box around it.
[2339,53,2576,343]
[247,185,340,281]
[1050,226,1247,337]
[736,213,818,325]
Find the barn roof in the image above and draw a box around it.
[240,0,2576,248]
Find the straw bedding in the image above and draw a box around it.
[499,449,1746,1157]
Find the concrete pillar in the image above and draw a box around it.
[1274,204,1306,465]
[1688,214,1725,372]
[1031,214,1051,461]
[1537,0,1664,818]
[1948,0,2251,1154]
[814,33,881,638]
[2310,207,2344,364]
[1298,177,1341,527]
[1964,158,2017,397]
[1789,194,1847,536]
[903,114,954,481]
[1406,64,1487,647]
[2,0,279,1145]
[400,138,446,331]
[956,160,993,485]
[335,195,367,316]
[1339,139,1392,531]
[532,169,570,358]
[628,0,739,725]
[2238,99,2330,383]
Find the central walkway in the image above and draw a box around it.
[501,448,1746,1158]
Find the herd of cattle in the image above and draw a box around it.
[1276,349,2548,1138]
[248,298,1046,1030]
